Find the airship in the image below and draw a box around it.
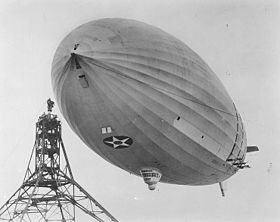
[51,18,258,192]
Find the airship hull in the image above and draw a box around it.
[52,18,247,186]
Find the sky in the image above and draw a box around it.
[0,0,280,221]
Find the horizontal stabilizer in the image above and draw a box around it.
[247,146,259,153]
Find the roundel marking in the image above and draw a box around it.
[103,136,133,149]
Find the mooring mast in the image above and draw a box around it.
[0,99,118,222]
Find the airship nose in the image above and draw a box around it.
[70,43,81,55]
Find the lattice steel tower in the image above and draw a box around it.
[0,99,118,222]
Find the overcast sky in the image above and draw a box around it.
[0,0,280,221]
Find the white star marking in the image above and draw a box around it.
[104,137,131,149]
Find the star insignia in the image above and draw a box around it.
[103,136,133,149]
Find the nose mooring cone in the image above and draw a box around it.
[140,168,162,191]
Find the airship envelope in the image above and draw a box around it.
[51,18,248,190]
